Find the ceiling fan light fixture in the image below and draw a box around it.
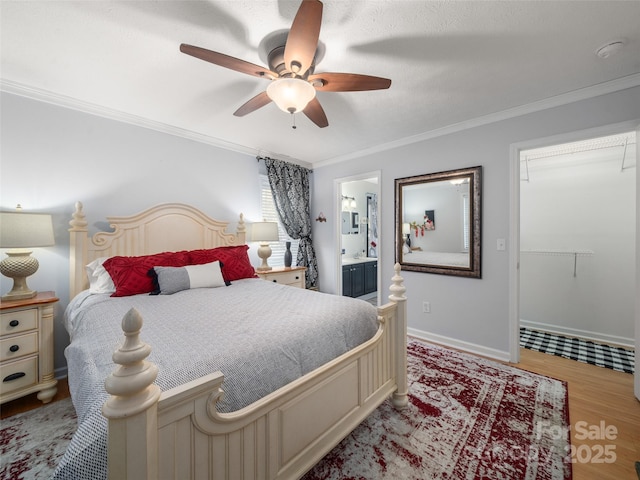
[267,78,316,114]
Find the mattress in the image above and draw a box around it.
[404,250,469,267]
[53,279,378,479]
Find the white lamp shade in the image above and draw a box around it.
[0,212,55,248]
[251,222,279,242]
[402,223,411,235]
[266,78,316,114]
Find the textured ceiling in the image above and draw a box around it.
[2,1,640,167]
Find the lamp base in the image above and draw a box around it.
[256,243,273,272]
[1,250,39,302]
[2,288,37,302]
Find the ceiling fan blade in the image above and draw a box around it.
[284,0,323,76]
[308,73,391,92]
[303,97,328,128]
[233,91,272,117]
[180,44,276,79]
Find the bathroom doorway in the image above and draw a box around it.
[336,172,380,305]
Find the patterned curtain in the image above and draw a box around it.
[263,157,318,288]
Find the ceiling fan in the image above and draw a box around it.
[179,0,391,128]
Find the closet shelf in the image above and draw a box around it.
[520,250,594,277]
[520,250,594,256]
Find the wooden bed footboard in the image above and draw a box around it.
[102,266,407,480]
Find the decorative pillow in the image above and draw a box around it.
[150,261,228,295]
[103,251,191,297]
[188,245,257,282]
[85,257,115,294]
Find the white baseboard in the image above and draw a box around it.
[407,327,511,363]
[519,319,634,349]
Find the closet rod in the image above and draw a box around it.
[520,250,594,277]
[523,139,636,162]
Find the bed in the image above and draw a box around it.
[403,249,470,267]
[56,202,407,480]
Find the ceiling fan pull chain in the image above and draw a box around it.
[292,113,297,130]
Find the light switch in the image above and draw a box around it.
[497,238,506,251]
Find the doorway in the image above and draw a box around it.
[519,131,636,348]
[509,122,638,370]
[336,172,381,305]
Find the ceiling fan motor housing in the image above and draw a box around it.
[268,45,316,78]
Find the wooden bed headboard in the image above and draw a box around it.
[68,202,246,298]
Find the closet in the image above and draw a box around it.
[519,132,636,347]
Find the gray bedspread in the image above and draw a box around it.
[52,279,378,479]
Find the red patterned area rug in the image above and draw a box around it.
[304,340,572,480]
[1,398,76,479]
[0,340,571,479]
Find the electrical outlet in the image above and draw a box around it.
[422,301,431,313]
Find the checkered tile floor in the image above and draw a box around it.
[520,328,634,374]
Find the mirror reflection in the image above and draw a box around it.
[395,166,482,278]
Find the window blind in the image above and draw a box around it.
[260,175,300,266]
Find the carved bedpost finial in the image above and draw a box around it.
[102,308,161,418]
[388,263,406,303]
[237,213,246,234]
[69,201,88,231]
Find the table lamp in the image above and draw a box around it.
[0,210,55,301]
[252,221,279,271]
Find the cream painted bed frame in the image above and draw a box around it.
[68,201,407,480]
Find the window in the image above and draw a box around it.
[260,175,300,266]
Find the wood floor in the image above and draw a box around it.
[516,348,640,480]
[1,349,638,479]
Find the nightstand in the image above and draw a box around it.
[0,291,58,404]
[256,266,306,288]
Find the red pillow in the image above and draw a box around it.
[188,246,256,282]
[103,251,190,297]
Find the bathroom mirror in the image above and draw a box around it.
[341,211,359,235]
[395,166,482,278]
[341,211,351,234]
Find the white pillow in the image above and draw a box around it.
[85,257,115,294]
[153,261,227,295]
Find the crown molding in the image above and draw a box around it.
[314,73,640,168]
[3,73,639,169]
[0,78,260,158]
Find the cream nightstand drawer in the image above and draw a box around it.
[0,356,38,396]
[0,292,58,404]
[1,332,38,362]
[257,267,306,288]
[1,309,38,335]
[269,270,303,286]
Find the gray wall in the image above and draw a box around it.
[311,86,640,359]
[2,86,639,375]
[0,92,262,374]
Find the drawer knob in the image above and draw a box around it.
[3,372,26,383]
[295,276,299,280]
[9,345,19,353]
[9,320,19,327]
[272,280,277,283]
